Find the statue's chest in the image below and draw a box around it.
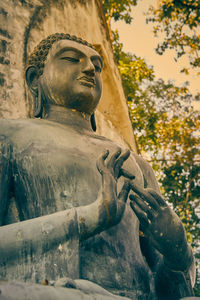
[12,133,144,219]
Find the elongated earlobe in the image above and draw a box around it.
[25,66,43,118]
[34,84,43,118]
[25,66,38,95]
[91,113,96,131]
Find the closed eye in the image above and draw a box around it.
[60,57,79,62]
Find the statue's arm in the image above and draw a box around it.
[139,234,195,299]
[130,155,195,299]
[0,207,79,264]
[0,138,79,262]
[0,149,132,264]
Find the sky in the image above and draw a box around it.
[112,0,199,97]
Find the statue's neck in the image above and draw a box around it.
[44,105,93,132]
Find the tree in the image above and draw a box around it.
[146,0,200,75]
[101,0,138,39]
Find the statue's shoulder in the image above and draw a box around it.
[130,152,149,169]
[0,118,40,135]
[0,119,48,147]
[131,152,160,193]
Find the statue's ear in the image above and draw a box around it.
[25,66,39,96]
[91,113,96,132]
[25,66,43,118]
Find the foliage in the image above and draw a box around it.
[101,0,137,26]
[146,0,200,75]
[101,0,138,40]
[118,51,155,100]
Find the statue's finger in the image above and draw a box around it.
[119,169,135,180]
[130,200,150,229]
[114,150,130,174]
[147,189,168,208]
[129,193,155,220]
[118,180,130,203]
[96,150,109,174]
[107,148,121,169]
[130,183,160,211]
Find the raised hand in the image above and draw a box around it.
[96,148,134,229]
[129,183,192,272]
[97,148,134,180]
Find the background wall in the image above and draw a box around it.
[0,0,136,151]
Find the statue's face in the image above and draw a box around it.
[40,39,103,114]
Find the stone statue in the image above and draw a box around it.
[0,33,196,300]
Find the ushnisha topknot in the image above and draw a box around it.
[27,33,95,77]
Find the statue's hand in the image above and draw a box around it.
[96,148,134,229]
[129,184,191,272]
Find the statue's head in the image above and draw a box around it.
[26,33,103,122]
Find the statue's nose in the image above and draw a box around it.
[82,58,95,76]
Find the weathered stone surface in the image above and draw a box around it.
[0,0,136,151]
[0,280,131,300]
[179,298,200,300]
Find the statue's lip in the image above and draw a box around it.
[77,76,96,87]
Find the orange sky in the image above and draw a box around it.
[112,0,199,96]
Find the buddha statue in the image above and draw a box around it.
[0,33,195,300]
